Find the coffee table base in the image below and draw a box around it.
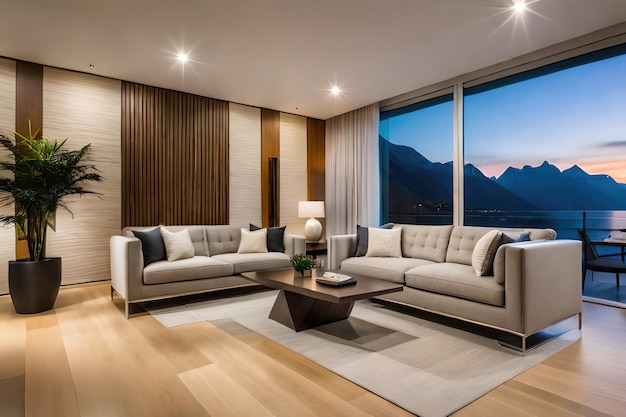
[269,289,354,331]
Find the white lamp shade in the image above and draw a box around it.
[298,201,325,218]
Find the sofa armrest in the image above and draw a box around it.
[284,234,306,257]
[110,235,144,303]
[328,234,358,270]
[504,239,582,334]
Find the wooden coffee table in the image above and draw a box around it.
[241,268,403,331]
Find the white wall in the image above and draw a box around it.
[279,113,308,236]
[43,68,121,285]
[0,58,16,294]
[229,103,262,227]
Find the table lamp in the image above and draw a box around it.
[298,201,325,242]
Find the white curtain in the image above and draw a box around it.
[325,103,380,236]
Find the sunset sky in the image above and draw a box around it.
[383,50,626,184]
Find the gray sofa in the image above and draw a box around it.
[329,224,582,352]
[110,225,305,317]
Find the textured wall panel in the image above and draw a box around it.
[121,82,229,227]
[43,68,121,286]
[0,58,16,294]
[229,103,261,227]
[279,114,308,236]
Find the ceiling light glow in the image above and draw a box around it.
[177,53,188,63]
[511,1,527,13]
[330,85,341,95]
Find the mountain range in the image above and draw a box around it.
[384,138,626,214]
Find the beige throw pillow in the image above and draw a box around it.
[365,227,402,258]
[472,230,503,276]
[237,228,268,254]
[160,228,195,261]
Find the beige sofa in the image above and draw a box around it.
[110,225,305,317]
[329,225,582,352]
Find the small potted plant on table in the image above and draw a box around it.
[290,253,315,277]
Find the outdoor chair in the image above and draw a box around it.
[577,229,626,289]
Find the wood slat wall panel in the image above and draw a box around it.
[121,83,229,227]
[229,103,262,227]
[43,68,121,286]
[0,58,16,294]
[306,118,325,201]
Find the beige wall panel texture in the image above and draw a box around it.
[43,68,121,285]
[0,58,16,294]
[279,114,307,236]
[229,103,262,228]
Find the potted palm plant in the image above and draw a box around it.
[0,123,101,314]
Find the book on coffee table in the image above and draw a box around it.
[316,272,357,286]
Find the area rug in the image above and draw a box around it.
[146,291,580,417]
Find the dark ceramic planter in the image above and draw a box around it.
[9,257,62,314]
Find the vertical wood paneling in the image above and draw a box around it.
[43,68,121,286]
[229,103,262,227]
[0,58,16,294]
[15,61,42,137]
[121,82,229,227]
[261,109,280,227]
[279,114,308,236]
[306,118,325,201]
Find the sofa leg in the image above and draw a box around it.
[579,312,583,330]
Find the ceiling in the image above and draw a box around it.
[1,0,626,120]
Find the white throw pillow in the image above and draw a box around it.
[237,228,268,254]
[472,230,503,276]
[160,228,195,261]
[365,227,402,258]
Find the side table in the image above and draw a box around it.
[306,241,327,267]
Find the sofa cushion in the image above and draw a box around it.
[238,228,268,254]
[446,226,498,266]
[206,226,241,255]
[250,224,286,252]
[472,229,502,276]
[211,252,291,274]
[143,256,234,285]
[366,227,402,257]
[405,263,505,307]
[355,223,393,256]
[132,227,165,266]
[400,225,453,262]
[161,228,195,261]
[341,256,434,284]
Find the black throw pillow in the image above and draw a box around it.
[133,227,165,266]
[355,223,394,256]
[249,224,286,252]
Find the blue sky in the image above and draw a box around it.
[383,51,626,183]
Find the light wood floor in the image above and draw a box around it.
[1,282,625,417]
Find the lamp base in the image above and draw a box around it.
[304,218,323,242]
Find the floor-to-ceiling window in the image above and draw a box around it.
[379,95,454,224]
[464,45,626,241]
[380,43,626,305]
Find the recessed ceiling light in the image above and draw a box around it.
[330,85,341,95]
[177,53,188,63]
[511,1,527,13]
